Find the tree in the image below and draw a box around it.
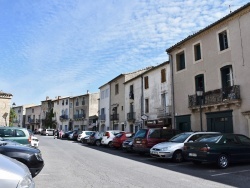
[9,108,17,126]
[43,109,57,129]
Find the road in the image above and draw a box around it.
[34,135,250,188]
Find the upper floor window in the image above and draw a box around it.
[129,85,134,99]
[218,30,229,51]
[66,99,68,105]
[115,84,119,95]
[32,109,34,113]
[144,76,149,89]
[101,91,105,99]
[82,98,85,105]
[221,65,233,88]
[161,68,166,83]
[194,43,201,61]
[105,88,109,98]
[76,98,79,106]
[62,100,64,105]
[176,51,185,71]
[145,98,149,113]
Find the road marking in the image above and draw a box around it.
[211,169,250,176]
[38,174,50,176]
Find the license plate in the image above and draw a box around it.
[151,151,158,155]
[189,153,197,157]
[136,141,141,143]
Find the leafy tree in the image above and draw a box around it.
[43,109,57,129]
[9,108,17,126]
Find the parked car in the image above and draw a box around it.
[133,128,180,155]
[87,131,104,146]
[0,154,35,188]
[122,135,135,152]
[77,131,95,142]
[0,139,44,177]
[101,130,123,147]
[61,130,73,139]
[81,135,90,144]
[183,133,250,168]
[27,129,39,148]
[68,130,81,141]
[113,132,133,149]
[41,129,54,136]
[0,127,31,146]
[150,132,220,162]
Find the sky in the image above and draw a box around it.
[0,0,249,106]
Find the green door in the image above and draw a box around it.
[176,115,191,132]
[206,110,233,133]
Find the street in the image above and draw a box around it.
[34,135,250,188]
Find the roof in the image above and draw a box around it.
[0,91,13,98]
[124,61,169,84]
[166,2,250,53]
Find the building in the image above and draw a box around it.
[166,3,250,136]
[124,62,172,133]
[12,104,35,127]
[98,84,110,132]
[25,105,42,131]
[0,91,13,126]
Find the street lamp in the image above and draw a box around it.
[112,108,115,130]
[196,90,203,131]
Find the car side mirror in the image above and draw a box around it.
[188,140,193,143]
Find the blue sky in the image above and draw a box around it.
[0,0,249,106]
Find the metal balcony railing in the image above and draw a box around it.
[127,112,136,121]
[110,114,119,121]
[156,106,172,118]
[188,85,240,108]
[74,114,85,119]
[60,115,69,120]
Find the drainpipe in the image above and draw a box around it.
[141,75,144,129]
[168,53,176,129]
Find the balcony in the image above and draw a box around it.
[28,119,35,123]
[188,85,241,110]
[74,114,85,119]
[99,114,106,121]
[156,106,172,118]
[127,112,136,121]
[110,114,119,121]
[60,115,69,120]
[36,119,40,123]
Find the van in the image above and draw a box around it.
[41,129,54,136]
[133,128,180,154]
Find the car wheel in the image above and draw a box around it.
[172,151,183,163]
[217,154,229,169]
[95,140,101,146]
[192,161,202,165]
[108,141,113,148]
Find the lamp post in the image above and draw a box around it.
[112,108,115,130]
[196,90,203,131]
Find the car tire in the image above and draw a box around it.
[108,141,113,148]
[172,151,183,163]
[95,140,101,146]
[217,154,229,169]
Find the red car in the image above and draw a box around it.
[113,132,133,149]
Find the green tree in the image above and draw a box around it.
[43,109,57,129]
[9,108,17,126]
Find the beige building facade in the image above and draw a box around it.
[0,91,13,126]
[167,3,250,136]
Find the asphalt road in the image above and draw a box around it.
[34,135,250,188]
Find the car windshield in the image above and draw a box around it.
[115,133,123,138]
[169,133,193,143]
[196,135,222,142]
[134,129,147,138]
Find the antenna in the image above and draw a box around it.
[229,5,232,13]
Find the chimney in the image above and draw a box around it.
[46,96,49,100]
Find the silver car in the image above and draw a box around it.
[0,154,35,188]
[150,132,220,162]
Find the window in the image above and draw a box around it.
[221,65,233,88]
[161,68,166,83]
[101,91,105,99]
[62,100,64,105]
[144,76,149,89]
[115,84,119,95]
[195,74,205,92]
[194,43,201,61]
[82,98,85,105]
[66,99,68,105]
[218,30,229,51]
[145,98,149,113]
[105,88,109,98]
[16,130,25,137]
[32,109,34,113]
[76,98,79,106]
[129,85,134,99]
[176,51,185,71]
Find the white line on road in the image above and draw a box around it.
[211,169,250,176]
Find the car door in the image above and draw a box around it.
[236,135,250,161]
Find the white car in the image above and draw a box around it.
[0,154,35,188]
[31,135,39,148]
[101,130,122,147]
[77,131,95,142]
[150,132,220,162]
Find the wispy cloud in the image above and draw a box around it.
[0,0,248,105]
